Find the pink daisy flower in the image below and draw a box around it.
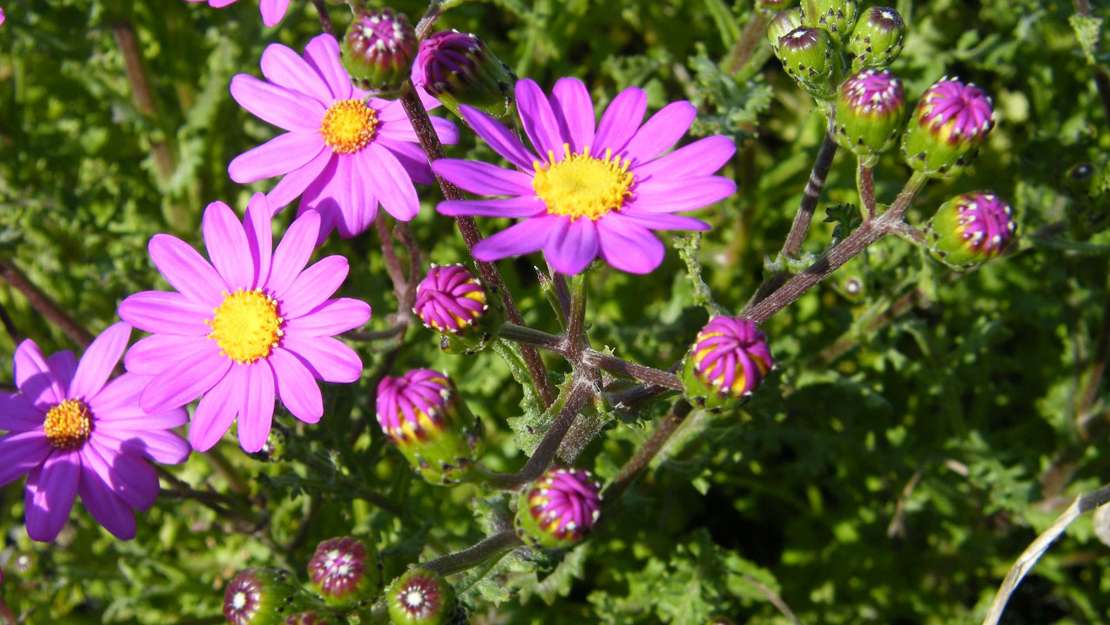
[117,194,371,453]
[0,323,190,541]
[228,34,458,239]
[432,77,738,275]
[184,0,290,28]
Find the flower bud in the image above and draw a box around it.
[376,370,482,485]
[386,567,457,625]
[847,6,905,69]
[775,27,836,100]
[927,192,1016,269]
[341,8,417,92]
[412,30,515,119]
[414,264,501,354]
[682,316,774,410]
[767,8,804,55]
[515,467,602,549]
[223,568,302,625]
[902,77,995,176]
[307,536,381,607]
[285,612,332,625]
[833,69,906,164]
[801,0,858,43]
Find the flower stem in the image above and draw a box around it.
[581,351,684,391]
[602,400,693,504]
[0,259,94,347]
[311,0,334,36]
[782,130,839,259]
[725,11,769,77]
[422,529,521,576]
[857,160,876,220]
[499,323,564,352]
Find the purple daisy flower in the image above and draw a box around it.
[432,77,737,275]
[688,316,773,398]
[228,34,459,239]
[184,0,290,28]
[412,264,488,334]
[0,323,190,541]
[118,194,372,453]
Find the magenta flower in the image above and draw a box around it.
[0,324,190,541]
[118,194,371,453]
[516,467,602,547]
[914,77,994,142]
[413,264,488,334]
[228,34,458,239]
[432,78,737,275]
[184,0,290,28]
[688,316,774,398]
[0,8,6,27]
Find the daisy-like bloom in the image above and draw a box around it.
[928,192,1016,268]
[834,69,905,161]
[118,194,371,453]
[432,77,737,275]
[307,536,379,607]
[902,76,994,174]
[228,34,458,239]
[223,568,300,625]
[0,324,190,541]
[413,264,488,334]
[515,467,602,548]
[184,0,289,28]
[386,567,456,625]
[682,316,773,408]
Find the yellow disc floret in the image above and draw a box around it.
[207,289,284,364]
[532,144,634,220]
[44,399,93,450]
[320,99,379,154]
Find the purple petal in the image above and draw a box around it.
[544,218,599,275]
[459,105,538,170]
[550,77,595,154]
[203,201,254,289]
[472,216,558,261]
[237,362,275,453]
[618,211,711,231]
[69,322,131,401]
[265,210,321,296]
[630,176,737,213]
[0,430,50,486]
[47,351,78,389]
[25,452,79,542]
[229,74,325,132]
[77,463,135,540]
[326,155,377,238]
[303,34,352,100]
[596,215,665,274]
[90,372,188,428]
[260,0,290,25]
[270,348,323,424]
[117,291,212,336]
[437,197,546,218]
[281,336,362,383]
[376,139,434,185]
[0,394,44,432]
[363,144,420,221]
[188,366,243,452]
[84,441,158,511]
[622,101,696,164]
[285,298,371,337]
[140,349,231,414]
[93,429,190,465]
[123,334,211,375]
[377,115,458,145]
[244,193,274,289]
[632,135,736,181]
[147,234,226,307]
[260,41,328,101]
[277,255,349,318]
[267,149,335,212]
[516,79,566,159]
[431,160,534,196]
[593,87,647,154]
[229,132,326,184]
[14,340,64,409]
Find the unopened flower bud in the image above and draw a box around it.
[775,27,836,100]
[307,536,381,607]
[682,316,774,409]
[515,467,602,549]
[902,77,995,176]
[414,264,501,354]
[834,69,906,164]
[412,30,515,119]
[848,6,905,69]
[767,8,804,55]
[801,0,858,42]
[376,370,482,484]
[927,192,1016,269]
[386,567,457,625]
[223,568,302,625]
[341,8,417,92]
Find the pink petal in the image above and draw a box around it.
[596,215,666,274]
[0,393,44,432]
[459,105,538,170]
[77,463,135,540]
[437,196,546,218]
[302,34,352,100]
[281,336,362,383]
[0,430,50,487]
[593,86,647,155]
[140,349,230,414]
[621,101,696,164]
[285,298,371,337]
[550,77,595,154]
[94,428,190,465]
[230,74,325,132]
[516,78,566,159]
[229,132,326,183]
[544,218,599,275]
[244,193,274,289]
[632,135,736,181]
[277,255,349,318]
[267,149,334,211]
[618,211,711,231]
[14,340,64,409]
[260,0,290,26]
[123,334,211,375]
[270,348,323,424]
[260,42,328,102]
[376,138,434,185]
[69,322,131,401]
[203,201,254,288]
[47,351,78,389]
[117,291,212,336]
[147,234,226,307]
[25,452,79,542]
[630,176,737,213]
[431,159,534,196]
[90,373,189,429]
[329,155,377,238]
[363,144,419,221]
[188,365,244,452]
[472,216,559,261]
[85,441,158,511]
[237,362,275,452]
[265,210,321,295]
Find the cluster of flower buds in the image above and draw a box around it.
[223,568,304,625]
[902,77,995,176]
[833,69,905,165]
[414,264,501,354]
[307,536,381,607]
[376,369,483,484]
[682,316,774,410]
[386,567,458,625]
[515,467,602,549]
[412,30,516,119]
[927,192,1017,269]
[341,8,417,92]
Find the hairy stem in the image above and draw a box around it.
[725,12,770,76]
[602,400,693,503]
[422,529,522,576]
[581,351,684,391]
[858,161,876,220]
[311,0,334,36]
[782,131,840,259]
[499,323,564,352]
[0,260,94,347]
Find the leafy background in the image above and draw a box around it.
[1,0,1109,623]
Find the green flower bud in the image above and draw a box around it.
[927,192,1017,269]
[767,8,804,55]
[412,30,516,119]
[774,27,836,100]
[833,69,906,165]
[801,0,858,43]
[847,6,905,69]
[307,536,381,607]
[341,8,417,92]
[901,77,995,176]
[223,568,303,625]
[386,567,457,625]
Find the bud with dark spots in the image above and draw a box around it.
[386,567,457,625]
[412,30,516,119]
[902,77,995,176]
[515,467,602,549]
[307,536,381,607]
[927,192,1017,269]
[413,264,502,354]
[341,8,417,92]
[223,568,302,625]
[834,69,906,164]
[848,6,905,69]
[801,0,858,43]
[774,27,836,100]
[682,316,774,410]
[767,8,804,55]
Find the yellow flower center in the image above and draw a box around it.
[320,99,379,154]
[532,145,634,221]
[44,399,93,450]
[206,289,284,364]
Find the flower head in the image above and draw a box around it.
[902,77,994,175]
[928,192,1016,268]
[515,467,602,548]
[229,34,458,239]
[433,78,736,275]
[413,264,489,334]
[834,69,906,162]
[412,30,516,118]
[683,317,773,408]
[0,324,189,542]
[118,194,371,453]
[767,9,804,53]
[386,567,456,625]
[848,6,905,69]
[184,0,289,28]
[223,568,301,625]
[307,536,380,606]
[341,8,416,91]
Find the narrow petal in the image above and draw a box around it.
[25,453,79,542]
[0,394,44,432]
[47,351,78,389]
[140,350,231,414]
[203,201,254,289]
[230,74,325,132]
[0,430,51,486]
[90,373,189,429]
[285,298,371,337]
[618,211,711,231]
[14,340,64,409]
[188,366,243,452]
[544,218,599,275]
[229,132,325,184]
[303,34,352,100]
[244,193,274,289]
[270,349,323,424]
[472,216,558,261]
[436,197,546,218]
[77,465,135,540]
[85,441,158,510]
[459,105,538,170]
[260,41,328,101]
[630,176,737,213]
[147,234,226,307]
[267,149,335,211]
[632,135,736,181]
[281,336,362,383]
[363,144,420,221]
[593,87,647,154]
[118,291,212,336]
[621,101,697,164]
[516,79,566,159]
[266,210,321,295]
[260,0,290,27]
[376,138,434,185]
[277,255,349,318]
[431,160,534,196]
[327,155,376,238]
[550,77,595,154]
[123,334,212,375]
[237,363,275,453]
[376,115,457,145]
[596,216,666,274]
[69,322,131,401]
[93,429,190,465]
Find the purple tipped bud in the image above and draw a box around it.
[307,537,380,607]
[341,8,417,92]
[413,264,501,353]
[376,370,482,484]
[386,567,457,625]
[223,568,301,625]
[801,0,858,42]
[412,30,515,118]
[902,77,995,175]
[285,612,332,625]
[767,8,804,54]
[927,192,1017,269]
[848,7,905,69]
[515,467,602,549]
[834,69,906,164]
[682,316,774,409]
[774,27,836,100]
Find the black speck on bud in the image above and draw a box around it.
[848,7,906,70]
